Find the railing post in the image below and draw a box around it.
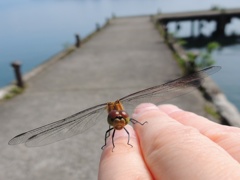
[105,18,109,25]
[11,61,24,88]
[96,23,100,31]
[75,34,81,48]
[163,24,168,41]
[112,13,116,19]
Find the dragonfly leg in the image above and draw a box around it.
[130,118,147,125]
[111,129,116,152]
[124,127,133,148]
[101,127,114,150]
[106,125,111,138]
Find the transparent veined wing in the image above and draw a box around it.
[120,66,221,108]
[9,66,221,147]
[8,103,107,147]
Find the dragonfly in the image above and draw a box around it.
[8,66,221,150]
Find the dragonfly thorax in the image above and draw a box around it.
[107,110,130,130]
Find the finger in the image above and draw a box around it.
[159,104,240,162]
[98,125,152,180]
[132,103,240,180]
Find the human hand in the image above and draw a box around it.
[98,103,240,180]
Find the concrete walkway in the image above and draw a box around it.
[0,16,217,180]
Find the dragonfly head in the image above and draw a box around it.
[107,110,130,130]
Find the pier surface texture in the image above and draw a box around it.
[0,16,218,180]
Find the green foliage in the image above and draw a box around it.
[204,105,220,119]
[177,39,187,46]
[185,52,198,74]
[207,42,220,53]
[210,5,226,13]
[173,53,186,71]
[187,52,198,63]
[198,52,215,68]
[4,86,24,100]
[65,47,75,55]
[168,32,175,38]
[187,42,220,70]
[198,42,220,68]
[220,8,226,14]
[211,5,221,11]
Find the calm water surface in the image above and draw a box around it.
[212,47,240,109]
[0,0,239,109]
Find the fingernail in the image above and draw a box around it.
[132,103,158,119]
[158,104,183,115]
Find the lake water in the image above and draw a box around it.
[0,0,240,109]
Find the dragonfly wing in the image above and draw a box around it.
[120,66,221,108]
[8,103,107,147]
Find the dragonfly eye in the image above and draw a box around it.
[108,110,120,119]
[107,110,129,120]
[119,110,129,119]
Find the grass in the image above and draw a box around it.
[204,104,220,119]
[3,86,24,100]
